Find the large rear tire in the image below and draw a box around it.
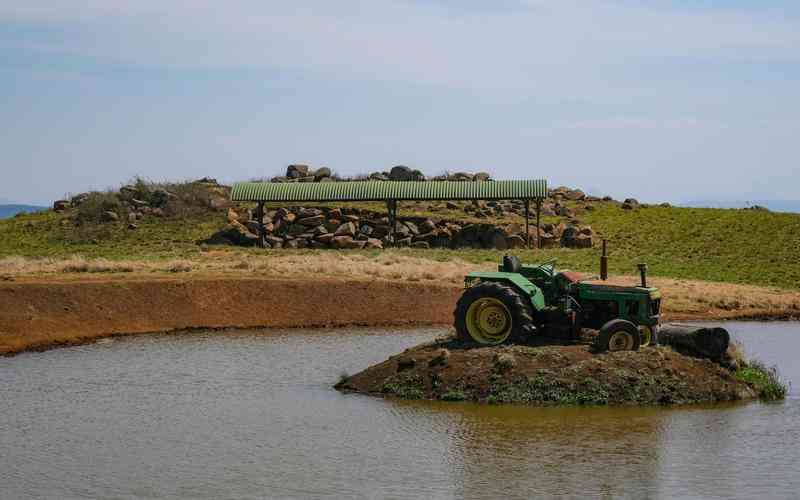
[595,319,641,352]
[454,281,534,346]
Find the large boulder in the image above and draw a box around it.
[151,189,173,208]
[564,189,586,201]
[332,235,366,249]
[286,224,307,236]
[403,221,420,236]
[286,164,310,179]
[556,205,574,217]
[316,233,335,244]
[53,200,70,212]
[365,238,383,249]
[119,185,138,199]
[312,167,332,181]
[210,221,259,246]
[393,222,411,238]
[334,222,357,237]
[369,172,389,181]
[265,235,284,248]
[371,224,392,238]
[474,172,491,182]
[70,193,90,207]
[389,165,425,181]
[298,207,323,218]
[622,198,640,210]
[298,214,325,226]
[561,225,593,248]
[101,211,119,223]
[450,172,474,182]
[484,227,509,250]
[419,219,437,233]
[539,233,559,248]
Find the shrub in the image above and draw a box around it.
[736,359,788,401]
[75,191,126,225]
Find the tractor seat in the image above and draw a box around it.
[502,255,522,273]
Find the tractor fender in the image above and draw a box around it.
[465,272,546,312]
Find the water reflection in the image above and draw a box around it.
[0,322,798,499]
[391,399,669,498]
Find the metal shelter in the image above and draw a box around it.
[230,179,548,248]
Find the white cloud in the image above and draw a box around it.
[2,0,798,91]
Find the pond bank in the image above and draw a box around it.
[1,275,797,356]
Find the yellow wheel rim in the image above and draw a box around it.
[639,326,653,347]
[465,297,512,345]
[608,331,635,351]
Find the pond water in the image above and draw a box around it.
[1,322,798,499]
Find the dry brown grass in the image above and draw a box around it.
[596,275,800,318]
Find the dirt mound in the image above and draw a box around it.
[337,339,757,405]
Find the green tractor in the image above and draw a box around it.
[454,255,661,351]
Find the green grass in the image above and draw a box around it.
[440,389,468,401]
[0,209,219,260]
[487,375,611,405]
[382,377,425,399]
[735,360,788,401]
[2,198,799,289]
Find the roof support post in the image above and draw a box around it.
[255,202,265,248]
[536,198,542,249]
[386,199,397,247]
[524,199,530,249]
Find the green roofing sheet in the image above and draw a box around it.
[230,179,547,202]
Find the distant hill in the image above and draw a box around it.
[0,204,47,219]
[681,200,800,213]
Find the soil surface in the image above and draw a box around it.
[337,338,757,405]
[0,273,795,357]
[0,276,460,356]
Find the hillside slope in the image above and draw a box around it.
[0,180,798,289]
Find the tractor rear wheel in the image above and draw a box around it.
[454,281,534,346]
[595,319,641,352]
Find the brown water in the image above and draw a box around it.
[1,322,798,499]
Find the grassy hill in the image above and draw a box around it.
[1,182,799,290]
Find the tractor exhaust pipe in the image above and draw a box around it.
[638,263,648,288]
[600,239,608,281]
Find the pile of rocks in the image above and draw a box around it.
[52,178,231,229]
[268,165,492,183]
[208,205,595,251]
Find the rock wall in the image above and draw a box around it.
[208,204,595,250]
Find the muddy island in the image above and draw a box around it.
[336,336,786,405]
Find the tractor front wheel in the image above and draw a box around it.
[454,281,534,346]
[595,319,641,352]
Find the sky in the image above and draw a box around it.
[1,1,798,205]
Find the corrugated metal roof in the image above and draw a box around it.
[230,179,547,202]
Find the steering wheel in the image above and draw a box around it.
[540,259,557,276]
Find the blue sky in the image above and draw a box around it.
[1,1,798,205]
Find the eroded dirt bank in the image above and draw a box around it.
[0,274,796,357]
[337,340,757,405]
[0,276,460,356]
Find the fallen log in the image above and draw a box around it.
[657,324,730,360]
